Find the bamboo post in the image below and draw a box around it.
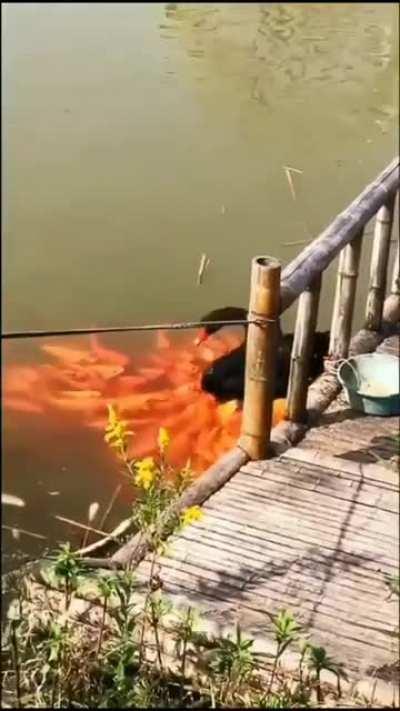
[365,195,396,330]
[239,256,281,460]
[286,275,322,423]
[383,234,400,324]
[329,230,363,359]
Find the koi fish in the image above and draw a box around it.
[79,364,124,381]
[127,426,159,460]
[41,344,97,365]
[217,399,240,425]
[155,331,172,350]
[89,334,131,367]
[115,391,168,414]
[114,375,149,392]
[58,390,102,399]
[167,430,198,467]
[3,397,44,414]
[272,398,288,425]
[4,366,41,394]
[47,392,106,414]
[137,367,165,382]
[39,365,96,391]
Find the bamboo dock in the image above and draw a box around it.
[3,157,400,706]
[113,156,400,702]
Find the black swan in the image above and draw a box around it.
[195,306,329,402]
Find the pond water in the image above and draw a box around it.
[2,3,399,570]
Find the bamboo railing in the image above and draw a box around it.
[112,157,400,566]
[238,156,399,456]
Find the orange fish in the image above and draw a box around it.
[272,398,288,425]
[47,391,105,415]
[115,390,169,414]
[89,334,131,367]
[137,367,165,382]
[4,366,41,394]
[41,344,96,365]
[113,375,149,393]
[155,331,172,350]
[58,390,102,400]
[39,365,95,391]
[127,426,160,460]
[3,327,289,477]
[79,363,124,381]
[3,397,44,414]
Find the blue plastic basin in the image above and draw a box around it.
[337,353,400,416]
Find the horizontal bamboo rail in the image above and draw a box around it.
[280,157,399,314]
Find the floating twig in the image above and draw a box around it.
[81,502,100,549]
[98,484,122,531]
[76,518,133,557]
[282,239,313,247]
[54,515,118,541]
[283,165,303,174]
[197,253,211,286]
[283,165,302,202]
[2,525,46,541]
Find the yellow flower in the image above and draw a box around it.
[180,506,203,527]
[104,403,133,453]
[157,427,170,454]
[107,403,118,426]
[134,457,156,490]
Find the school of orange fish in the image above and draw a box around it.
[3,331,287,474]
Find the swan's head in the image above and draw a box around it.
[194,307,247,345]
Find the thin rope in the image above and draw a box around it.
[1,317,276,340]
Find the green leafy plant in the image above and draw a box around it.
[266,609,302,694]
[52,543,84,611]
[306,644,348,702]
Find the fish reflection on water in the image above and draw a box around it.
[3,331,287,473]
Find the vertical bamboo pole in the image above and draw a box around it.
[286,275,322,424]
[329,230,363,359]
[239,256,281,460]
[365,194,396,330]
[383,232,400,323]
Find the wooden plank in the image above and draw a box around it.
[132,380,399,684]
[137,555,394,638]
[244,453,398,488]
[205,486,397,552]
[280,448,398,484]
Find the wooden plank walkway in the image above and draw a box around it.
[135,335,399,698]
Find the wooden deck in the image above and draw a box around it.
[136,336,399,700]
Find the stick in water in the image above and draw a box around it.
[197,253,211,286]
[283,166,302,201]
[81,502,100,549]
[54,515,117,541]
